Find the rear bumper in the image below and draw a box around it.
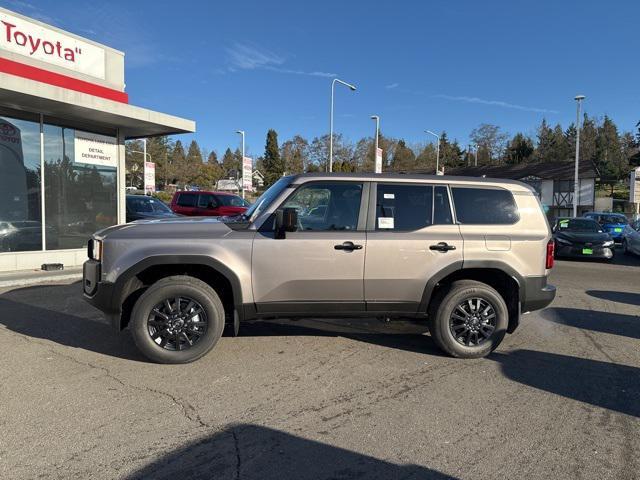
[556,245,614,260]
[521,276,556,313]
[83,260,120,329]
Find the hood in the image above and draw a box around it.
[130,211,178,219]
[554,230,611,243]
[95,216,234,241]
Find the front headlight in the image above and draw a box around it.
[90,239,103,261]
[603,240,614,247]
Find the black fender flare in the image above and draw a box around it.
[113,254,244,320]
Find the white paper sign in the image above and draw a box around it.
[383,193,395,199]
[74,130,117,167]
[378,217,394,229]
[0,9,106,79]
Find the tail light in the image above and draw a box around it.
[546,239,554,269]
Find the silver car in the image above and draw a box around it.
[622,219,640,255]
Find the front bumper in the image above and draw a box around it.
[521,276,556,313]
[556,245,614,260]
[83,260,120,329]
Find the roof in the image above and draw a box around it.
[430,160,598,180]
[288,172,535,193]
[175,190,239,196]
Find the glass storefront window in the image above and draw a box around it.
[0,115,42,252]
[44,125,117,250]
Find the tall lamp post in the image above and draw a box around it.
[329,78,356,172]
[573,95,585,217]
[371,115,380,172]
[236,130,245,199]
[425,130,440,174]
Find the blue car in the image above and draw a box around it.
[583,212,628,242]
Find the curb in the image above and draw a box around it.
[0,271,83,289]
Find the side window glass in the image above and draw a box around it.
[433,186,453,225]
[281,182,363,231]
[198,194,215,208]
[452,187,519,225]
[177,193,197,207]
[376,184,433,231]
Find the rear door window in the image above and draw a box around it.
[375,184,433,231]
[452,187,519,225]
[197,194,216,208]
[176,193,197,207]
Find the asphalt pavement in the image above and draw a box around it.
[0,253,638,479]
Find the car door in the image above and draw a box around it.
[252,181,368,314]
[196,193,219,216]
[364,183,463,313]
[173,192,198,216]
[631,220,640,254]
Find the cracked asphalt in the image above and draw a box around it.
[0,254,639,479]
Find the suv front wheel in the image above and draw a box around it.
[428,280,508,358]
[130,275,225,363]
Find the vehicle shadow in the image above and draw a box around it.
[0,281,145,361]
[0,282,444,360]
[540,307,639,340]
[236,317,448,357]
[124,423,458,480]
[585,290,640,307]
[492,349,640,418]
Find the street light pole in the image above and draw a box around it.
[236,130,245,199]
[329,78,356,172]
[573,95,585,217]
[474,145,478,166]
[425,130,440,174]
[371,115,380,172]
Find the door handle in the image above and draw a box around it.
[334,241,363,251]
[429,242,457,252]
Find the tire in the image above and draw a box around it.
[428,280,508,359]
[130,275,225,364]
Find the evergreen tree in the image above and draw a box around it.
[207,150,218,164]
[535,119,555,162]
[596,115,626,180]
[221,147,240,178]
[506,133,534,164]
[551,124,571,160]
[263,129,284,186]
[171,140,187,185]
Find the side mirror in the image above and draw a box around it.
[275,207,298,239]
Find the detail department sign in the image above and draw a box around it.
[0,8,106,79]
[74,131,117,168]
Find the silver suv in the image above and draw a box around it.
[83,173,556,363]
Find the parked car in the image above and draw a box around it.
[126,195,178,223]
[622,219,640,256]
[552,217,615,260]
[84,173,556,364]
[170,191,249,217]
[582,212,628,242]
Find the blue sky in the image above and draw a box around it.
[5,0,640,158]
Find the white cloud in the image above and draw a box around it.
[434,94,558,114]
[225,43,336,78]
[385,82,400,89]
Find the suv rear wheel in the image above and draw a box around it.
[130,275,225,363]
[428,280,508,358]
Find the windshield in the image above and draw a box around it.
[556,218,601,232]
[596,214,627,225]
[244,176,293,222]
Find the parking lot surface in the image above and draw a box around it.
[0,254,638,479]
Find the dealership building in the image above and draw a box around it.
[0,7,195,272]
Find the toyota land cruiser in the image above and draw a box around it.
[83,173,556,363]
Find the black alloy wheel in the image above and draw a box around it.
[449,297,497,347]
[147,296,208,351]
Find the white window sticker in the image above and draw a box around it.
[378,217,394,229]
[383,193,395,199]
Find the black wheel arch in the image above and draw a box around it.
[421,260,523,334]
[113,255,244,330]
